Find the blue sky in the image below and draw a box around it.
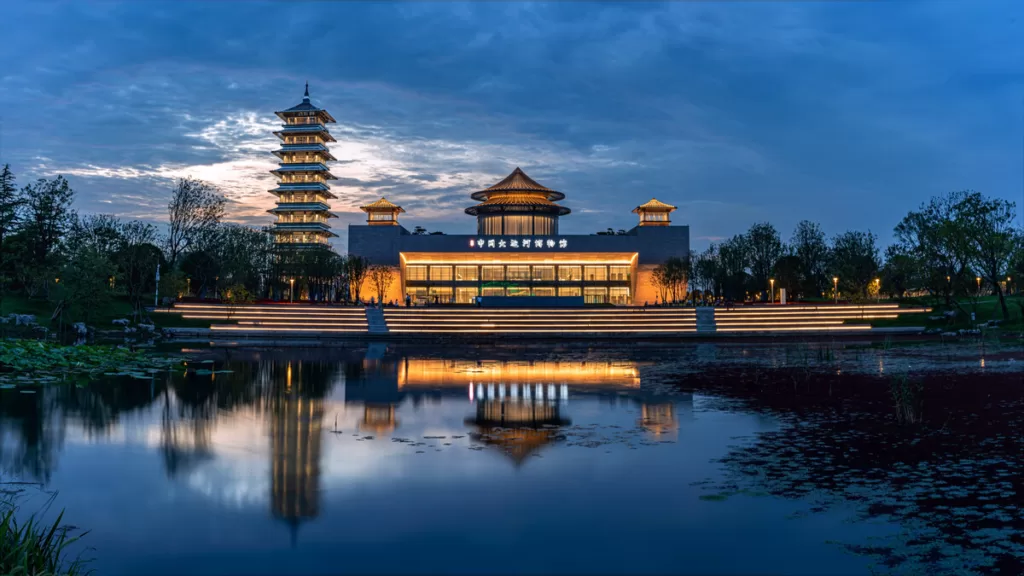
[1,1,1021,252]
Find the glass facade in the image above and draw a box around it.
[403,263,632,305]
[476,214,558,236]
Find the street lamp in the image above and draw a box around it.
[769,278,775,303]
[976,276,982,294]
[833,276,839,304]
[289,278,295,303]
[875,278,881,303]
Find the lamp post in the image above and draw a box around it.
[769,278,775,304]
[875,278,881,303]
[833,277,838,304]
[1008,276,1013,295]
[289,278,295,303]
[186,277,191,297]
[976,276,981,295]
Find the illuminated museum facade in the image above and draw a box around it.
[348,167,690,306]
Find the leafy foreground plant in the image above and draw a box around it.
[1,503,91,576]
[0,340,183,386]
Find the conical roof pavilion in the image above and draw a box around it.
[465,168,570,234]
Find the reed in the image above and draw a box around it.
[0,502,91,576]
[889,374,924,425]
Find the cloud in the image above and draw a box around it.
[0,0,1020,252]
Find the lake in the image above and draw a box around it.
[2,339,1022,575]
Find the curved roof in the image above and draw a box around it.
[274,83,337,123]
[360,197,405,213]
[470,167,565,201]
[632,198,677,213]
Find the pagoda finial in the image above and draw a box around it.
[303,81,310,100]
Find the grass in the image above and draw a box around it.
[0,500,91,576]
[845,294,1024,331]
[0,294,209,330]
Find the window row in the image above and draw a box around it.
[285,116,325,126]
[478,214,558,236]
[278,193,331,203]
[283,135,326,144]
[405,286,630,305]
[405,265,631,282]
[278,174,327,183]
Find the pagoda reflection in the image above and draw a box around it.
[267,360,332,546]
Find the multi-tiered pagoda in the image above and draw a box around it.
[268,84,338,247]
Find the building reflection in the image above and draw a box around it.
[638,403,678,440]
[268,361,326,546]
[465,383,570,466]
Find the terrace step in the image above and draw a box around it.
[366,307,389,334]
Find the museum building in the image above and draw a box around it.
[348,167,690,306]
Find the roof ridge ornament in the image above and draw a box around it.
[303,81,310,100]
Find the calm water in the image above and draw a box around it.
[4,341,1017,575]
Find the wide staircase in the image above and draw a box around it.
[159,302,928,338]
[383,307,697,334]
[166,302,368,335]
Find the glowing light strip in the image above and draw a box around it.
[388,328,699,333]
[717,325,873,332]
[178,314,364,320]
[210,326,367,333]
[403,260,637,265]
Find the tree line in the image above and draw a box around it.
[0,165,398,326]
[654,190,1024,320]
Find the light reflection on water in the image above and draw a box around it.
[0,345,894,575]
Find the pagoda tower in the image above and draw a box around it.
[268,83,339,247]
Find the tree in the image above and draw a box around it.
[956,192,1018,320]
[790,220,830,298]
[880,245,919,299]
[345,255,370,303]
[691,245,719,303]
[412,226,427,236]
[662,256,690,302]
[369,265,397,304]
[0,164,23,310]
[166,177,225,267]
[56,243,114,327]
[211,224,274,295]
[830,230,880,300]
[771,255,803,301]
[717,235,750,301]
[894,191,974,308]
[746,223,785,301]
[650,264,669,303]
[20,176,76,297]
[115,220,163,320]
[180,250,219,299]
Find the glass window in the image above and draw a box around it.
[532,266,555,281]
[406,286,428,305]
[609,287,631,305]
[533,215,556,236]
[584,266,608,282]
[507,265,530,281]
[558,266,582,282]
[429,266,453,281]
[480,215,503,235]
[503,215,533,235]
[428,286,453,303]
[507,285,531,297]
[455,287,479,304]
[481,266,504,281]
[482,286,505,297]
[455,266,479,281]
[532,287,556,297]
[584,287,608,304]
[609,266,631,281]
[406,266,427,281]
[558,287,581,297]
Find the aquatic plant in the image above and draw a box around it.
[889,373,924,425]
[0,339,181,385]
[0,503,91,576]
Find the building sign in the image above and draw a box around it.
[470,237,569,249]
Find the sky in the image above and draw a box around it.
[0,1,1021,253]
